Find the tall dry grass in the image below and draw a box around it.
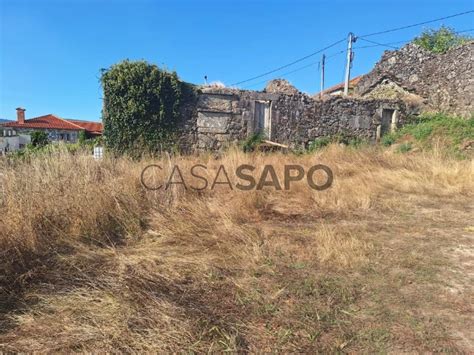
[0,145,473,351]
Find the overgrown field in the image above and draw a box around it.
[0,145,473,352]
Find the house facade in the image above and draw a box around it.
[0,108,103,155]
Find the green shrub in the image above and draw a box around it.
[410,124,433,140]
[347,137,368,148]
[308,137,331,151]
[78,130,87,145]
[241,132,265,152]
[397,142,412,153]
[30,131,49,147]
[381,133,398,146]
[101,60,195,154]
[413,26,472,54]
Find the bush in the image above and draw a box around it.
[408,123,433,141]
[101,60,195,154]
[241,132,265,152]
[347,137,368,148]
[397,142,412,153]
[413,26,472,54]
[30,131,49,147]
[381,133,398,146]
[308,137,331,151]
[78,130,87,145]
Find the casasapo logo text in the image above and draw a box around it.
[141,164,333,191]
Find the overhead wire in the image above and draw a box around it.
[231,10,474,89]
[230,38,346,86]
[358,10,474,38]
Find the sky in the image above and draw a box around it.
[0,0,473,122]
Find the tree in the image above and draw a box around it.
[30,131,49,147]
[78,130,87,145]
[413,26,472,54]
[101,60,193,154]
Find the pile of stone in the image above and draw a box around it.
[264,79,300,95]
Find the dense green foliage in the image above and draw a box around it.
[413,26,472,54]
[101,60,193,154]
[382,113,474,157]
[30,131,49,147]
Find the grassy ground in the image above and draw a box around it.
[0,144,473,352]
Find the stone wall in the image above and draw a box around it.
[190,86,409,150]
[355,42,474,117]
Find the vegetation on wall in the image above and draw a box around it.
[413,26,472,54]
[101,60,194,154]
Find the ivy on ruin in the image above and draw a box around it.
[101,60,194,154]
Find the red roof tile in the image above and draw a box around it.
[66,119,103,134]
[320,75,364,95]
[1,114,103,134]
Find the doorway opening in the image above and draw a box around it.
[381,108,395,136]
[255,101,271,139]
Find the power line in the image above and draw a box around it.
[354,40,409,49]
[243,50,346,89]
[359,10,474,38]
[358,37,399,50]
[231,11,473,88]
[454,28,474,34]
[326,50,346,59]
[230,38,346,86]
[243,61,319,89]
[236,24,474,90]
[356,28,474,50]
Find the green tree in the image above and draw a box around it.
[78,130,87,145]
[101,60,193,154]
[413,26,472,54]
[30,131,49,147]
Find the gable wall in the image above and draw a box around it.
[356,42,474,117]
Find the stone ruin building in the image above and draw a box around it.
[174,41,473,151]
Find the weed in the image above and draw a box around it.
[397,142,413,153]
[308,137,331,151]
[241,132,265,152]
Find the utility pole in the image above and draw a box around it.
[320,54,325,98]
[343,32,356,96]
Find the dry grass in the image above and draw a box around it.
[0,145,473,352]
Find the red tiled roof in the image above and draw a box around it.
[321,75,364,95]
[66,119,103,134]
[1,114,103,134]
